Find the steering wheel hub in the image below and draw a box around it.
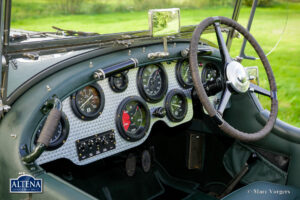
[226,61,250,93]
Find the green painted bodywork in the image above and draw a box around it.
[0,41,299,199]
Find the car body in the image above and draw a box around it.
[0,0,299,199]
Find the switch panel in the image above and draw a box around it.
[76,130,116,161]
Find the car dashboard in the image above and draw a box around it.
[24,42,222,166]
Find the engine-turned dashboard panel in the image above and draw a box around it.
[34,57,221,166]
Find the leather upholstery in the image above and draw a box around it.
[222,182,300,200]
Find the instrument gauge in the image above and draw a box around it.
[34,112,69,150]
[202,63,219,82]
[176,59,203,89]
[165,89,188,122]
[109,72,128,93]
[116,96,150,142]
[71,83,105,120]
[137,64,168,103]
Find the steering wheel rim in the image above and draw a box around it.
[189,16,278,142]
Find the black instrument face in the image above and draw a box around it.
[202,63,219,82]
[116,96,150,142]
[35,112,69,150]
[71,84,105,121]
[176,60,203,89]
[109,72,128,93]
[165,89,188,122]
[137,64,168,103]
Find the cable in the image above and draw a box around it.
[256,1,289,60]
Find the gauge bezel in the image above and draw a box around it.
[71,83,105,121]
[116,96,150,142]
[175,59,193,89]
[201,63,220,83]
[34,112,70,151]
[165,89,188,122]
[137,63,168,103]
[108,72,129,93]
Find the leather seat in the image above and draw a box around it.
[222,181,300,200]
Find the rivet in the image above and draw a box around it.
[46,85,51,92]
[89,61,94,68]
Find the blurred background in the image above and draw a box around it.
[10,0,300,127]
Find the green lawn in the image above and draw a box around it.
[11,3,300,127]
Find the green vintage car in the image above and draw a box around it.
[0,0,299,199]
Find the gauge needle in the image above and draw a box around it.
[171,103,181,108]
[184,67,189,78]
[80,95,93,109]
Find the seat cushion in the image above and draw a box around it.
[222,181,300,200]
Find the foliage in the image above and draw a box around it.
[53,0,84,14]
[244,0,274,7]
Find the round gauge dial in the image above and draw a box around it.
[165,89,188,122]
[202,63,219,82]
[176,60,203,89]
[109,72,128,93]
[116,96,150,142]
[71,84,105,121]
[34,112,69,150]
[137,64,168,103]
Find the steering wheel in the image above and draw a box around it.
[189,16,278,142]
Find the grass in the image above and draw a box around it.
[10,1,300,127]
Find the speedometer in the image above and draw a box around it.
[137,64,168,103]
[116,96,150,142]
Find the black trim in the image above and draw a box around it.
[165,89,188,122]
[71,83,105,121]
[137,63,168,103]
[115,96,150,142]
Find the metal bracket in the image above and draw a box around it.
[115,40,134,47]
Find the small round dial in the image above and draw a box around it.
[137,64,168,103]
[109,72,128,93]
[116,96,150,142]
[202,63,219,82]
[176,60,203,89]
[71,84,105,120]
[34,112,69,150]
[165,89,188,122]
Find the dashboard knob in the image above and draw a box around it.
[152,107,166,118]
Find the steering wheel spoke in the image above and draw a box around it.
[218,86,232,115]
[249,83,271,97]
[213,21,232,65]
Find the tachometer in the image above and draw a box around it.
[165,89,188,122]
[116,96,150,142]
[71,83,105,120]
[137,64,168,103]
[34,112,69,150]
[176,59,203,89]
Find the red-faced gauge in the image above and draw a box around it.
[116,96,150,142]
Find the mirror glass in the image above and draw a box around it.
[148,8,180,37]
